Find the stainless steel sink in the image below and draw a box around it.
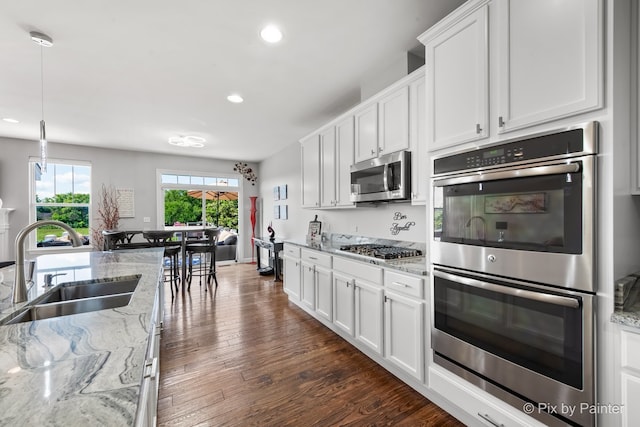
[35,275,140,304]
[4,293,134,324]
[0,275,141,325]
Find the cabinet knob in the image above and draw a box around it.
[498,116,505,128]
[476,123,482,134]
[370,149,375,154]
[378,147,383,153]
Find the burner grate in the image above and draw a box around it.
[339,244,422,260]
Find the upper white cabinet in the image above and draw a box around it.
[319,126,337,208]
[378,85,410,156]
[354,102,379,163]
[300,134,320,208]
[409,74,428,205]
[495,0,603,133]
[419,0,603,151]
[421,1,489,150]
[335,116,355,208]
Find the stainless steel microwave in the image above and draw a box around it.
[350,151,411,203]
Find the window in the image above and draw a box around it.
[159,172,240,229]
[30,159,91,249]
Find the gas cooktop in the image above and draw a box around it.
[338,244,422,260]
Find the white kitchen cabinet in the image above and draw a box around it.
[355,280,384,355]
[301,249,332,317]
[333,271,355,336]
[354,102,379,163]
[282,244,301,301]
[495,0,603,133]
[300,134,320,208]
[419,0,603,152]
[378,85,410,156]
[334,116,355,208]
[384,289,424,381]
[409,72,428,205]
[620,329,640,426]
[421,0,489,151]
[319,126,336,208]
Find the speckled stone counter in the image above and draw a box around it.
[284,233,428,276]
[0,249,164,426]
[610,271,640,329]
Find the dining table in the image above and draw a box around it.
[163,225,217,291]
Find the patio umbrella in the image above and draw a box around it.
[187,190,238,225]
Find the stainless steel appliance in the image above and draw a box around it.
[339,243,422,260]
[430,122,598,427]
[350,151,411,203]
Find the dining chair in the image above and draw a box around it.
[185,228,220,290]
[143,230,181,298]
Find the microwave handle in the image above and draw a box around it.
[383,164,390,192]
[433,269,580,309]
[433,162,580,187]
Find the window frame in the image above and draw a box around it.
[28,157,92,254]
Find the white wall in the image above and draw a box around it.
[0,137,258,260]
[258,141,426,243]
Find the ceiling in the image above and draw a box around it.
[0,0,464,162]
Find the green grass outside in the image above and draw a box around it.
[37,227,90,242]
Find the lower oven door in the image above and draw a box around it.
[432,267,594,427]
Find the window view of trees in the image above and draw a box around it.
[164,190,238,229]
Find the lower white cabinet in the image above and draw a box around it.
[384,289,424,381]
[315,265,333,322]
[301,260,316,310]
[333,271,355,336]
[621,329,640,427]
[355,280,384,355]
[283,255,301,300]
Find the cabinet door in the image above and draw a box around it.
[384,290,424,381]
[355,280,384,355]
[496,0,602,133]
[320,126,337,207]
[409,76,427,205]
[315,265,333,322]
[354,103,379,163]
[333,271,355,336]
[301,261,316,310]
[622,372,640,427]
[335,116,355,208]
[300,134,320,208]
[378,85,409,155]
[283,256,301,300]
[424,4,489,150]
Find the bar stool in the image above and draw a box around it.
[185,228,220,291]
[143,230,181,298]
[102,230,127,250]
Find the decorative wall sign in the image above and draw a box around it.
[116,188,135,218]
[485,192,546,214]
[390,211,415,235]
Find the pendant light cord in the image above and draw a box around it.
[40,44,44,121]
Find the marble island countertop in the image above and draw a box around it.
[0,249,164,426]
[284,234,428,276]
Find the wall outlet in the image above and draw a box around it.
[143,217,151,223]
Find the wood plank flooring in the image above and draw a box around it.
[157,263,463,426]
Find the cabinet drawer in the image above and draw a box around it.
[384,270,424,299]
[333,257,382,284]
[301,249,331,268]
[622,330,640,372]
[283,244,301,258]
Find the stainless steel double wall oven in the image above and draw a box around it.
[430,122,598,427]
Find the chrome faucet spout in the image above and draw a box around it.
[13,220,83,303]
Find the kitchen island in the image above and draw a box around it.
[0,248,164,426]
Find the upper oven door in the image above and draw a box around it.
[432,156,595,292]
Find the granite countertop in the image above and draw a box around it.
[610,272,640,329]
[284,234,428,276]
[0,248,164,426]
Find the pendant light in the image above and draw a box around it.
[30,31,53,172]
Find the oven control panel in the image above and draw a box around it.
[433,124,595,175]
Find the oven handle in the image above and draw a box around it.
[433,269,580,309]
[432,161,580,187]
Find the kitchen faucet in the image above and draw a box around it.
[13,220,83,303]
[465,216,487,241]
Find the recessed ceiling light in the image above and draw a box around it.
[2,118,19,123]
[227,94,244,104]
[168,135,205,148]
[260,25,283,43]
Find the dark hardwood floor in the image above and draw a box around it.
[157,263,463,426]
